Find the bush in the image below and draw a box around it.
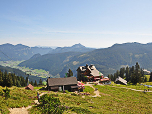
[39,94,66,114]
[0,90,4,96]
[3,87,10,99]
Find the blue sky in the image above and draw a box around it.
[0,0,152,48]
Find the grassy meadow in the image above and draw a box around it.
[93,85,152,113]
[0,83,152,114]
[30,84,152,114]
[0,86,37,114]
[110,81,152,91]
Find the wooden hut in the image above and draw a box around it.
[25,84,34,91]
[115,76,127,85]
[47,77,78,92]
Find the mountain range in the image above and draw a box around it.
[0,43,95,61]
[48,43,95,54]
[18,42,152,77]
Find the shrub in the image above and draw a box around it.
[39,94,66,114]
[0,90,4,96]
[3,87,10,99]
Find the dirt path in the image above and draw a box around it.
[9,92,46,114]
[111,86,152,92]
[9,106,32,114]
[85,83,101,97]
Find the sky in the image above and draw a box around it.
[0,0,152,48]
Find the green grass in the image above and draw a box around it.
[33,69,48,73]
[93,85,152,114]
[110,81,152,91]
[0,86,37,114]
[29,84,152,114]
[83,86,95,95]
[1,84,152,114]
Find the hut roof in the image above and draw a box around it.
[77,64,103,77]
[25,84,34,90]
[115,77,127,85]
[47,77,78,87]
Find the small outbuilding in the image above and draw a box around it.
[115,76,127,85]
[47,77,78,92]
[25,84,34,91]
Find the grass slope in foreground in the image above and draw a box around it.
[93,85,152,114]
[0,86,37,114]
[30,84,152,114]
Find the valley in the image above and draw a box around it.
[0,61,49,78]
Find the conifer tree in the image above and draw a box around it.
[20,76,26,86]
[11,73,16,86]
[30,81,34,85]
[7,73,13,87]
[110,74,114,81]
[3,71,8,87]
[125,66,130,82]
[108,74,111,79]
[135,62,142,84]
[113,73,117,81]
[116,70,120,78]
[25,77,28,85]
[0,70,3,86]
[130,62,142,84]
[34,80,37,86]
[67,69,73,77]
[16,80,21,87]
[120,67,125,78]
[39,79,42,85]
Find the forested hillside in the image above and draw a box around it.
[19,42,152,77]
[0,65,43,82]
[19,52,82,77]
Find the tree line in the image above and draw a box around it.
[108,62,147,85]
[0,70,42,87]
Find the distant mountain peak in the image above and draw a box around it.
[1,43,14,46]
[112,42,142,47]
[71,43,85,48]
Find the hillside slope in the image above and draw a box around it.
[0,65,43,82]
[19,52,82,77]
[19,42,152,77]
